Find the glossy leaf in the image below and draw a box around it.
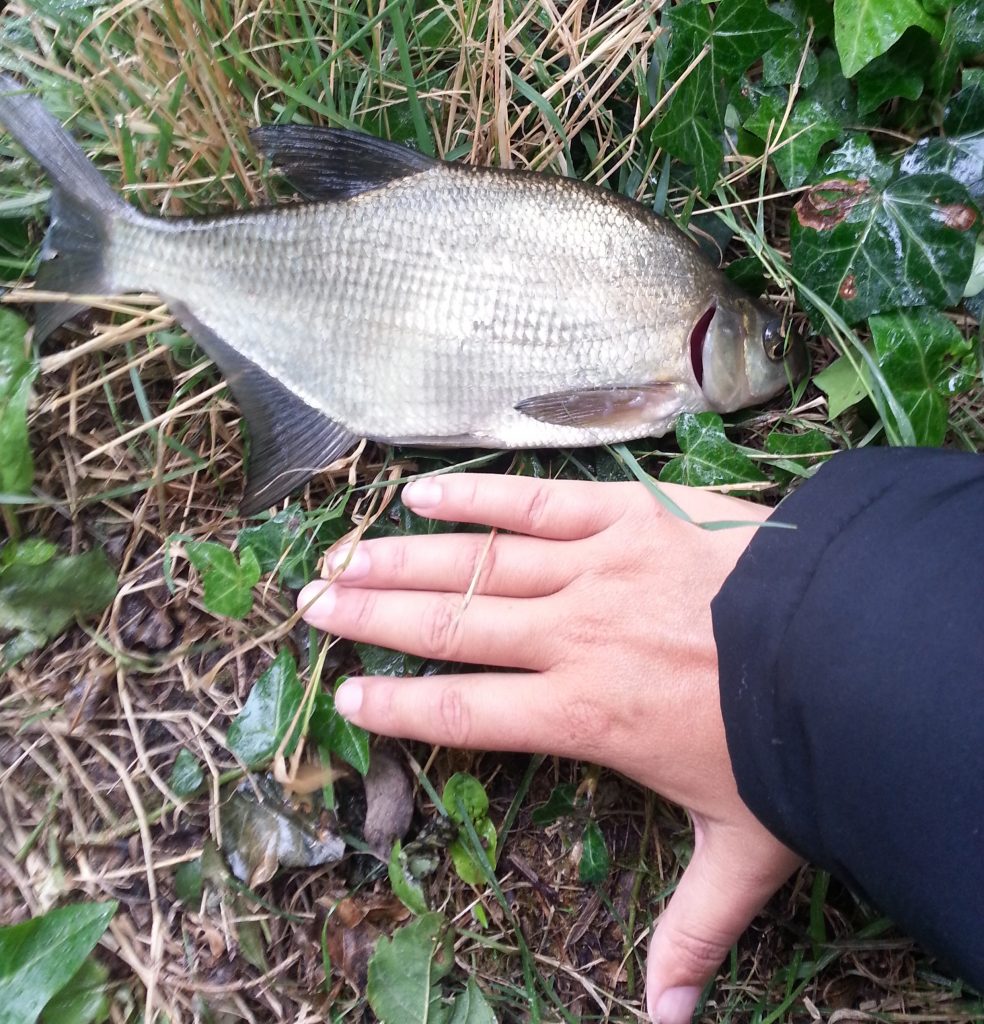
[0,543,117,672]
[578,820,610,885]
[226,649,303,767]
[931,0,984,96]
[449,978,498,1024]
[792,141,981,323]
[764,429,834,483]
[237,506,315,590]
[762,1,821,88]
[356,642,425,678]
[833,0,942,78]
[813,354,874,418]
[388,839,430,916]
[0,901,117,1024]
[367,913,453,1024]
[869,308,977,445]
[185,541,261,619]
[0,307,35,498]
[445,773,497,886]
[444,773,489,825]
[854,30,928,114]
[531,783,577,826]
[449,817,498,887]
[744,94,841,187]
[310,686,371,775]
[40,957,110,1024]
[168,748,205,797]
[660,413,767,488]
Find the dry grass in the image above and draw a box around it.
[0,2,981,1022]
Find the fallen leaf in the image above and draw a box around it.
[362,748,414,859]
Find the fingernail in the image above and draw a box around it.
[326,546,371,580]
[298,581,336,616]
[650,986,701,1024]
[403,478,442,510]
[334,680,363,717]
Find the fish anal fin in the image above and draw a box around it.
[250,125,436,200]
[515,383,686,430]
[169,302,357,515]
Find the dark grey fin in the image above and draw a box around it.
[0,75,131,342]
[250,125,437,200]
[516,384,685,429]
[169,302,358,515]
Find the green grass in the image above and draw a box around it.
[0,1,982,1021]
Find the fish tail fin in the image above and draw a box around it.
[0,75,134,342]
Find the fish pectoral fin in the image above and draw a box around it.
[169,302,358,516]
[515,383,686,429]
[250,125,437,200]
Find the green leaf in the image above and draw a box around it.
[854,29,928,115]
[449,817,497,887]
[40,957,110,1024]
[762,1,821,88]
[578,820,610,885]
[659,413,767,488]
[444,774,497,886]
[444,773,489,825]
[531,783,577,827]
[944,68,984,136]
[802,47,857,126]
[869,308,977,445]
[237,506,315,590]
[792,141,981,323]
[834,0,943,78]
[764,429,834,483]
[309,685,371,775]
[168,748,205,797]
[388,839,430,916]
[449,978,498,1024]
[0,901,117,1024]
[226,649,303,767]
[931,0,984,96]
[744,94,842,187]
[0,308,36,498]
[813,354,874,418]
[0,543,117,672]
[356,642,425,678]
[174,857,204,906]
[185,541,261,619]
[367,913,453,1024]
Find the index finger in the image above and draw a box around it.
[401,473,629,540]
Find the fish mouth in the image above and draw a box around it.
[689,304,716,389]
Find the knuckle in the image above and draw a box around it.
[388,539,410,578]
[461,535,498,592]
[346,589,378,633]
[519,485,552,534]
[437,685,472,746]
[561,693,613,758]
[668,925,732,975]
[423,596,464,659]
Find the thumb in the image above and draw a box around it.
[646,815,802,1024]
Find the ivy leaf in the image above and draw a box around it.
[531,783,577,827]
[791,140,981,323]
[745,94,842,187]
[0,901,117,1024]
[237,506,315,590]
[813,354,875,418]
[930,0,984,96]
[833,0,943,78]
[185,541,261,619]
[310,685,371,775]
[168,748,205,797]
[765,428,834,483]
[367,913,453,1024]
[356,642,424,678]
[0,542,117,672]
[659,413,767,489]
[762,1,821,88]
[449,978,498,1024]
[869,308,977,445]
[578,820,610,885]
[226,649,303,767]
[854,29,929,115]
[0,308,36,499]
[802,47,857,126]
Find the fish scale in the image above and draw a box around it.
[0,75,805,513]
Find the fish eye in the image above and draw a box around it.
[762,319,787,362]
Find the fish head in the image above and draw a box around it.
[691,292,807,412]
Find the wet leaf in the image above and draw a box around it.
[227,649,303,768]
[449,978,498,1024]
[310,683,371,775]
[944,68,984,137]
[0,307,35,498]
[388,839,430,916]
[531,783,577,827]
[168,748,205,797]
[792,141,981,323]
[762,1,822,88]
[660,413,767,489]
[40,957,110,1024]
[219,776,345,885]
[0,542,117,672]
[854,29,929,114]
[813,354,875,418]
[362,748,414,858]
[367,913,453,1024]
[356,641,425,678]
[185,540,261,619]
[745,94,842,187]
[0,901,117,1024]
[578,820,610,885]
[869,308,977,444]
[237,506,315,590]
[803,47,857,126]
[930,0,984,96]
[833,0,942,78]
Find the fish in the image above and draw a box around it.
[0,75,806,515]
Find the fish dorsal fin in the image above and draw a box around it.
[169,301,358,515]
[250,125,437,200]
[515,383,687,430]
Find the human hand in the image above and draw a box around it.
[297,473,802,1024]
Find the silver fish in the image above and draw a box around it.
[0,76,805,514]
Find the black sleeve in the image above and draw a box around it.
[712,447,984,990]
